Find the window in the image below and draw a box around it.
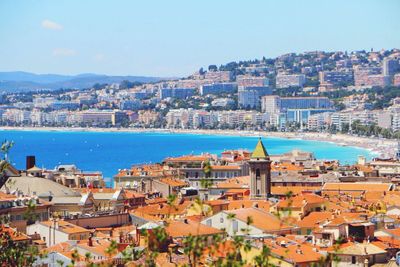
[206,219,212,226]
[322,233,330,239]
[220,217,224,223]
[351,256,356,264]
[195,172,199,178]
[232,220,238,233]
[256,169,260,179]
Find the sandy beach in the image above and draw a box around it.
[0,126,397,157]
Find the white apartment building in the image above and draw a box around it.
[261,95,281,114]
[276,73,306,88]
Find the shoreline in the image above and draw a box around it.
[0,126,397,157]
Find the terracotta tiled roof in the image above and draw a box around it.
[44,241,74,254]
[322,183,393,192]
[204,200,229,206]
[164,155,210,162]
[330,242,386,256]
[214,176,250,189]
[145,198,167,205]
[159,178,188,187]
[0,192,17,201]
[278,193,325,209]
[271,186,320,195]
[124,190,145,199]
[384,228,400,238]
[40,220,91,234]
[165,220,223,238]
[266,239,324,264]
[77,239,114,257]
[133,200,192,217]
[297,212,333,229]
[211,165,241,170]
[0,225,30,242]
[227,199,270,211]
[271,163,305,172]
[227,208,293,232]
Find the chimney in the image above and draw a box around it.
[88,235,93,247]
[54,220,59,230]
[26,155,36,170]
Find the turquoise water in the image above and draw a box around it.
[0,130,373,186]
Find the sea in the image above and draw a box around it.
[0,130,374,187]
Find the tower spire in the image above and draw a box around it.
[249,138,271,199]
[251,138,269,159]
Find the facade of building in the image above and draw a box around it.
[319,70,354,87]
[276,74,306,88]
[159,88,196,99]
[199,83,237,95]
[236,76,269,87]
[249,139,271,199]
[238,86,272,109]
[261,96,333,113]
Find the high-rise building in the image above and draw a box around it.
[249,138,271,199]
[238,86,272,109]
[204,70,233,82]
[159,88,196,99]
[354,66,390,87]
[382,57,400,77]
[261,95,281,114]
[262,96,333,113]
[236,76,269,87]
[319,70,354,87]
[199,83,237,95]
[276,74,306,88]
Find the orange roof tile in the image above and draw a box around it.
[165,220,223,238]
[227,208,293,232]
[133,200,192,217]
[227,199,271,212]
[0,225,30,242]
[0,192,17,200]
[297,212,333,229]
[267,240,324,264]
[214,176,250,189]
[205,200,229,206]
[159,178,188,187]
[40,220,91,235]
[322,183,393,192]
[164,155,210,162]
[278,193,325,209]
[272,163,305,172]
[271,186,320,195]
[211,165,241,170]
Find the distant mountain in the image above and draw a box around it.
[0,71,171,92]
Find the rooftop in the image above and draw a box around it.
[251,138,269,159]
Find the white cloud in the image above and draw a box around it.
[52,48,76,57]
[93,53,105,62]
[41,19,63,31]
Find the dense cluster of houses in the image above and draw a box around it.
[1,139,400,266]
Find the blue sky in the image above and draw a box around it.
[0,0,399,77]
